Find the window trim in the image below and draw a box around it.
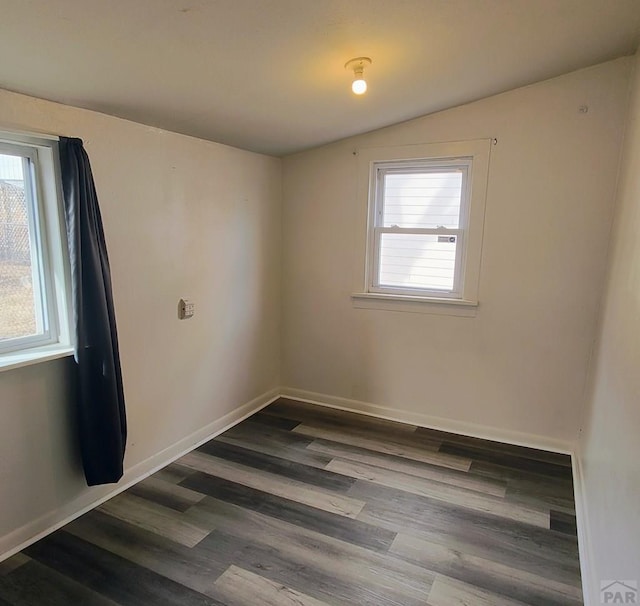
[0,131,72,366]
[352,139,491,312]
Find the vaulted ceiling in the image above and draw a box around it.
[1,0,639,155]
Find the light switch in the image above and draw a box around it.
[178,298,195,319]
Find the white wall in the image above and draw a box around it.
[0,89,281,554]
[281,58,631,448]
[578,52,640,601]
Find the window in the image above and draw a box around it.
[0,132,71,363]
[370,159,470,298]
[354,140,490,313]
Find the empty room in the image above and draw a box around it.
[0,1,639,605]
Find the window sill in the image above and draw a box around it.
[351,293,478,316]
[0,344,74,372]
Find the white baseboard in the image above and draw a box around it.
[279,387,574,454]
[572,451,595,605]
[0,387,280,562]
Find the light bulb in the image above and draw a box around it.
[352,78,367,95]
[345,57,372,96]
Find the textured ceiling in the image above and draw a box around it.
[1,0,639,156]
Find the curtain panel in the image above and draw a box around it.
[59,137,127,486]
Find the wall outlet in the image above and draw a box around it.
[178,298,195,319]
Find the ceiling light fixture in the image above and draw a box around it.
[345,57,372,95]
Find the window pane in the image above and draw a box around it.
[0,153,44,341]
[378,233,457,291]
[383,171,463,229]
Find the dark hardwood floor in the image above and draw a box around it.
[0,398,583,605]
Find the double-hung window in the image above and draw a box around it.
[355,140,490,311]
[370,158,470,298]
[0,132,71,365]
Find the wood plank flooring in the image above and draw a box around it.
[0,398,583,605]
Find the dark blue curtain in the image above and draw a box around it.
[59,137,127,486]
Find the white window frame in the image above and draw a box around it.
[369,158,471,299]
[352,140,491,314]
[0,131,72,369]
